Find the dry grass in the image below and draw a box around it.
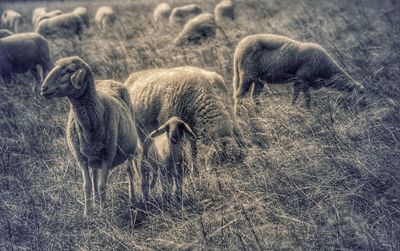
[1,0,399,249]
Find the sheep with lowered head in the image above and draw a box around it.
[73,7,89,28]
[233,34,365,110]
[0,29,14,39]
[0,33,51,90]
[125,66,246,164]
[35,12,84,37]
[142,116,197,205]
[1,10,23,33]
[153,3,172,23]
[214,0,235,25]
[41,56,142,216]
[95,6,116,32]
[169,4,202,26]
[174,13,216,46]
[33,10,63,29]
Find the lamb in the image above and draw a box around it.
[41,57,141,216]
[214,0,235,25]
[153,3,172,23]
[125,66,246,164]
[173,13,216,46]
[95,6,116,32]
[1,10,23,33]
[232,34,365,110]
[33,10,63,29]
[0,29,14,39]
[32,7,47,25]
[0,33,51,90]
[35,12,84,37]
[168,4,202,26]
[142,117,196,204]
[73,7,89,28]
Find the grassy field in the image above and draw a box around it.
[1,0,399,249]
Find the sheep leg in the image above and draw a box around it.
[302,84,311,109]
[98,161,109,210]
[32,65,43,92]
[126,158,136,206]
[175,164,184,203]
[292,82,301,105]
[81,164,92,216]
[161,168,173,205]
[140,162,150,209]
[91,168,99,207]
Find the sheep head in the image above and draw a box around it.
[150,116,196,145]
[41,56,90,99]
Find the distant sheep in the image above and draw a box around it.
[0,29,14,39]
[214,0,235,25]
[73,7,89,28]
[233,34,365,110]
[41,57,141,216]
[0,33,51,90]
[153,3,172,23]
[142,116,197,204]
[169,4,202,26]
[125,66,246,164]
[35,12,84,37]
[32,7,47,25]
[33,10,62,29]
[95,6,116,32]
[174,13,216,45]
[1,10,23,33]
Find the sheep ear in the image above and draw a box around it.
[182,122,196,139]
[71,69,86,89]
[150,125,167,138]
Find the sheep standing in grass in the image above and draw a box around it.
[169,4,202,26]
[41,57,141,216]
[142,117,196,204]
[174,13,216,45]
[233,34,365,110]
[214,0,235,25]
[35,12,84,37]
[153,3,172,23]
[95,6,116,32]
[33,10,63,29]
[73,7,89,28]
[0,29,13,39]
[125,66,246,164]
[1,10,23,33]
[0,33,51,90]
[32,7,47,25]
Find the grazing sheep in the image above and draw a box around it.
[1,10,23,33]
[35,12,84,37]
[174,13,216,45]
[233,34,365,110]
[142,117,196,204]
[169,4,202,26]
[41,57,141,216]
[125,66,246,164]
[33,10,62,29]
[153,3,172,23]
[73,7,89,28]
[0,33,51,90]
[214,0,235,25]
[0,29,13,39]
[32,7,47,25]
[95,6,116,32]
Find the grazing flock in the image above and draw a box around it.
[0,0,365,216]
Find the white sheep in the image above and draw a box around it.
[35,12,84,38]
[173,13,216,46]
[142,117,196,205]
[95,6,116,32]
[41,56,141,216]
[169,4,202,26]
[0,29,13,39]
[0,33,52,90]
[125,66,246,164]
[1,10,23,33]
[73,6,89,28]
[33,10,62,29]
[214,0,235,25]
[233,34,365,110]
[32,7,47,25]
[153,3,172,23]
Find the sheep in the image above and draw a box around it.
[173,13,216,46]
[153,3,172,23]
[1,10,23,33]
[95,6,116,32]
[168,4,202,26]
[0,33,51,90]
[32,7,47,25]
[0,29,14,39]
[33,10,63,29]
[73,7,89,28]
[125,66,246,165]
[214,0,235,25]
[142,116,196,204]
[40,56,141,216]
[35,12,84,38]
[232,34,365,110]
